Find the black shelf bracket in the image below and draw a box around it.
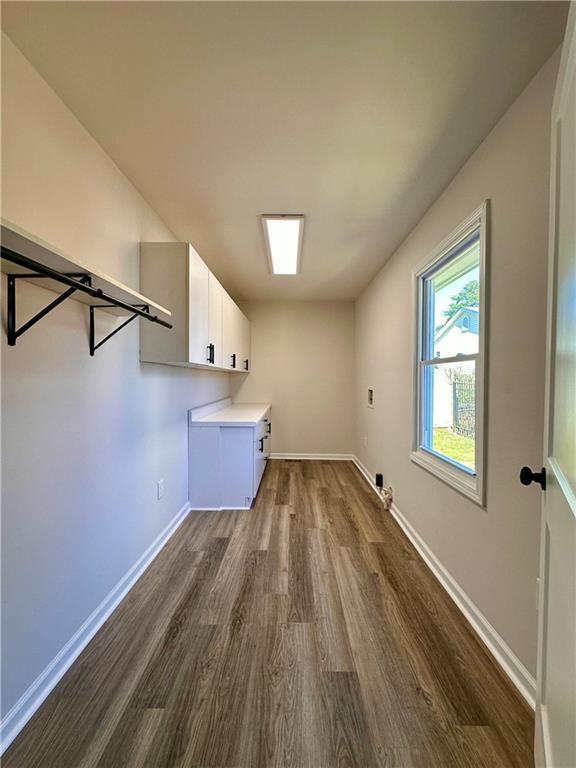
[7,271,92,347]
[89,303,149,356]
[1,245,172,354]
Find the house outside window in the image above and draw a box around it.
[411,203,488,504]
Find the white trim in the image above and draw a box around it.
[388,500,536,707]
[353,455,378,488]
[534,704,554,768]
[420,353,478,367]
[269,453,355,461]
[411,201,488,507]
[535,14,576,766]
[410,449,480,505]
[0,501,192,755]
[539,705,554,768]
[352,456,536,708]
[189,506,251,511]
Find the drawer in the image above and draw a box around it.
[254,451,267,494]
[256,411,272,439]
[255,433,270,457]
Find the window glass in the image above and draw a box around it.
[421,360,476,472]
[418,226,482,476]
[423,233,481,360]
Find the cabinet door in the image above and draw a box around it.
[222,291,240,370]
[254,430,268,496]
[208,273,224,367]
[188,425,221,508]
[188,245,210,365]
[140,242,189,364]
[238,311,251,372]
[220,427,254,508]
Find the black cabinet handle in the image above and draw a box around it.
[267,422,272,434]
[231,353,236,369]
[520,466,546,490]
[259,437,264,453]
[207,343,215,364]
[243,359,249,371]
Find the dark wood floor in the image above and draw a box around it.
[4,460,534,768]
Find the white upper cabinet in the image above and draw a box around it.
[208,273,224,367]
[222,291,251,372]
[238,311,251,371]
[222,290,236,370]
[140,242,250,373]
[188,245,210,364]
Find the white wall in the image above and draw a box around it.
[232,301,355,456]
[355,52,559,675]
[0,36,230,719]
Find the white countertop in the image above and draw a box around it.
[190,401,271,427]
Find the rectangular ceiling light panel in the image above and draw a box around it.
[262,215,304,275]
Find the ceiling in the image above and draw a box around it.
[1,2,568,301]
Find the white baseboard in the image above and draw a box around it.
[269,453,355,461]
[189,506,251,511]
[535,704,553,768]
[0,501,192,755]
[353,455,379,488]
[352,456,536,708]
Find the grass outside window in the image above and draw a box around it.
[432,427,475,470]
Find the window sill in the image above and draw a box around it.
[410,449,484,506]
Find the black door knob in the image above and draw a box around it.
[520,466,546,490]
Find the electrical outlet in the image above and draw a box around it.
[157,479,165,500]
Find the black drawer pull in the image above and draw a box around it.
[231,353,236,368]
[243,359,249,371]
[207,343,215,364]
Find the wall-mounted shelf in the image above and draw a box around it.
[1,221,172,355]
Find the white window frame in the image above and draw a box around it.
[411,201,488,506]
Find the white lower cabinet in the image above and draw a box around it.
[188,400,271,510]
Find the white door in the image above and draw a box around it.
[534,10,576,767]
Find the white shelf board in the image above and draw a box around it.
[1,220,171,319]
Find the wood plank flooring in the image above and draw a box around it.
[3,460,534,768]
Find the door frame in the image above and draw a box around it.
[534,7,576,765]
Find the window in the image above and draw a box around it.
[412,203,487,504]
